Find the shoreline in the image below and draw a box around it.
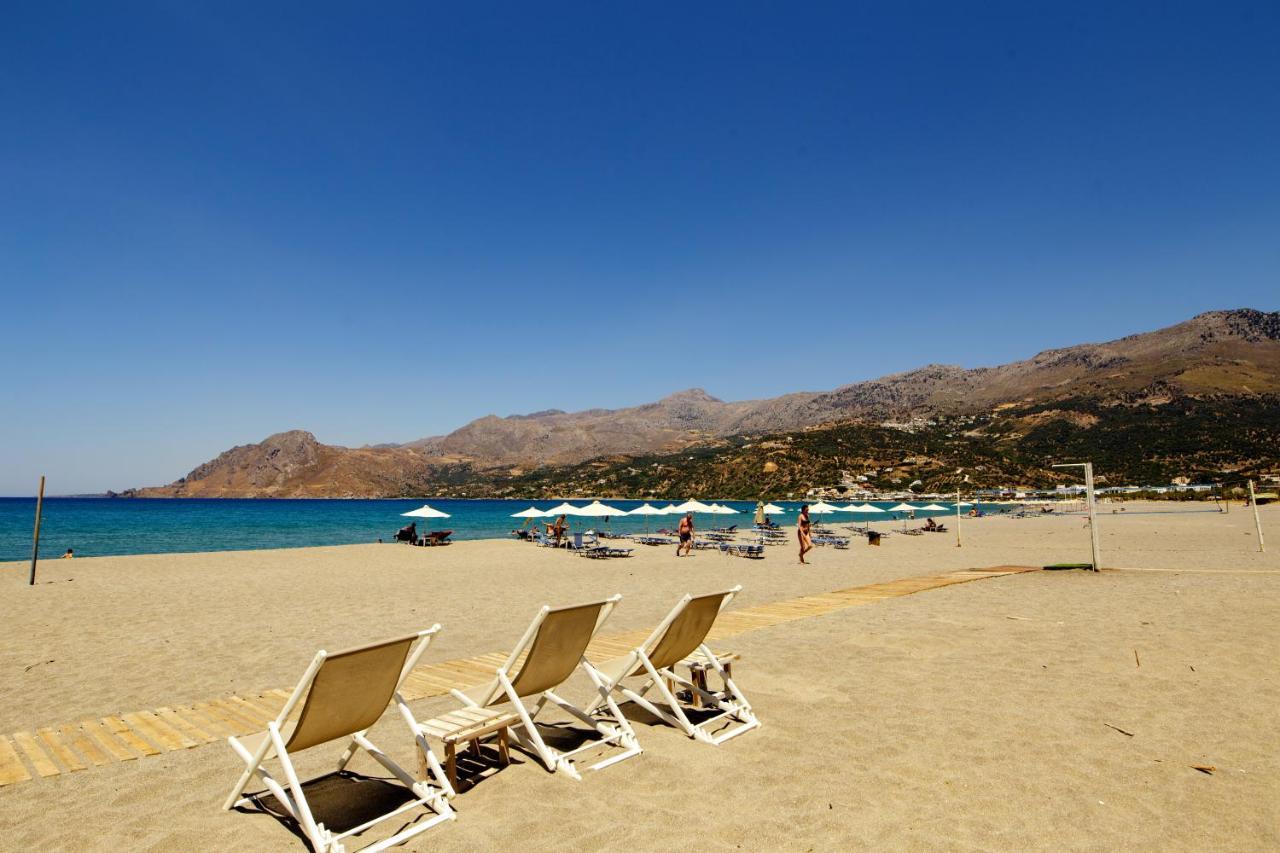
[0,499,1249,564]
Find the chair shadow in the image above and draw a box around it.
[612,695,726,729]
[235,770,432,845]
[450,742,526,792]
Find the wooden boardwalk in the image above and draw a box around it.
[0,565,1035,788]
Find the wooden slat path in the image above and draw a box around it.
[0,565,1035,788]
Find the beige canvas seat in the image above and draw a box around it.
[451,595,641,779]
[585,587,759,745]
[223,627,454,852]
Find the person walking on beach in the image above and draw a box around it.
[677,512,695,556]
[797,504,814,564]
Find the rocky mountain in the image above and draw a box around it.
[128,309,1280,497]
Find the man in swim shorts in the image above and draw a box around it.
[677,512,694,556]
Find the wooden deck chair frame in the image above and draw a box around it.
[223,627,454,852]
[585,586,759,746]
[451,595,641,780]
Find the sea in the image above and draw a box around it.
[0,497,993,562]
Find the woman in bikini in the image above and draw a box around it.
[798,504,814,564]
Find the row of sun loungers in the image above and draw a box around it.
[719,543,765,559]
[224,588,758,851]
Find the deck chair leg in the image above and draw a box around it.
[414,733,455,798]
[696,644,757,718]
[335,734,362,772]
[272,728,331,851]
[223,731,279,811]
[503,688,563,776]
[580,665,641,748]
[638,655,700,737]
[353,733,452,814]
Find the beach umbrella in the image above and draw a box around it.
[920,504,949,512]
[833,503,861,512]
[572,500,625,533]
[708,503,740,514]
[577,500,625,516]
[762,503,788,514]
[656,503,682,514]
[401,504,450,519]
[807,501,841,514]
[855,503,886,513]
[510,506,544,518]
[889,503,918,513]
[542,502,587,516]
[626,501,665,532]
[674,500,716,514]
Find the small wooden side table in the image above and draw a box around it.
[418,707,520,793]
[680,650,740,708]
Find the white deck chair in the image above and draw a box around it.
[451,595,641,780]
[586,587,759,745]
[223,627,454,852]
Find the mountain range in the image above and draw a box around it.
[125,309,1280,498]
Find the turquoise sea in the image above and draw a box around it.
[0,497,994,561]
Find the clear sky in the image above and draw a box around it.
[2,2,1278,495]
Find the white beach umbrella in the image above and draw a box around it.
[401,504,451,519]
[762,503,788,514]
[833,503,862,512]
[708,503,740,514]
[576,500,625,516]
[543,502,586,516]
[674,500,716,513]
[889,503,919,513]
[626,501,665,532]
[656,503,682,515]
[855,503,886,513]
[510,506,544,518]
[807,501,841,514]
[920,504,949,512]
[956,501,974,506]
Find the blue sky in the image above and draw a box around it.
[2,1,1278,495]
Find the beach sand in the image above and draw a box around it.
[1,502,1277,849]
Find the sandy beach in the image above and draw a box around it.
[1,502,1277,850]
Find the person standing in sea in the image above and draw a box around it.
[797,504,814,564]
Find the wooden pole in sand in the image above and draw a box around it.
[1248,480,1265,553]
[955,488,962,547]
[29,475,45,586]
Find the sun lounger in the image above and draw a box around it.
[585,587,759,746]
[421,530,452,546]
[223,627,454,851]
[450,596,641,780]
[813,535,850,549]
[635,535,676,546]
[567,532,603,552]
[719,543,764,559]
